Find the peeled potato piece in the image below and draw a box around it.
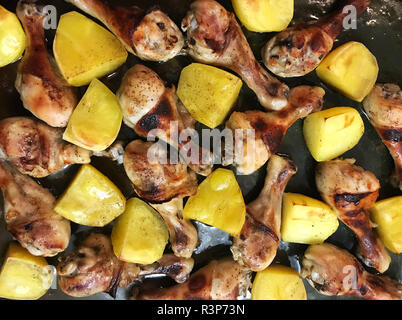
[252,265,307,300]
[316,41,378,102]
[111,198,169,264]
[0,243,54,300]
[54,164,126,227]
[303,107,364,162]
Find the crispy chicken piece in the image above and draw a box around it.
[181,0,289,111]
[231,155,297,271]
[0,161,70,257]
[117,64,213,176]
[66,0,184,61]
[15,0,78,127]
[363,83,402,190]
[57,233,194,298]
[262,0,371,77]
[315,159,391,273]
[225,86,324,174]
[133,258,251,300]
[302,243,402,300]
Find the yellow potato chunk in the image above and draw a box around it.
[370,196,402,254]
[183,168,246,236]
[111,198,169,264]
[252,265,307,300]
[303,107,364,162]
[177,63,242,128]
[63,79,122,151]
[0,243,54,300]
[53,11,127,86]
[281,193,339,244]
[0,5,26,67]
[232,0,294,32]
[54,164,126,227]
[316,41,378,102]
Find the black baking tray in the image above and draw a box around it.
[0,0,401,300]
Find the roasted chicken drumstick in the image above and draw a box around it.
[182,0,289,111]
[231,155,297,271]
[316,159,391,273]
[66,0,184,61]
[0,161,70,257]
[302,243,402,300]
[57,233,194,297]
[15,0,78,127]
[363,83,402,190]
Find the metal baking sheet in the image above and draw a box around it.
[0,0,401,300]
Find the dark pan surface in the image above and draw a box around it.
[0,0,401,300]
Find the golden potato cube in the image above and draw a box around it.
[316,41,378,102]
[232,0,294,32]
[0,243,54,300]
[63,78,123,151]
[177,63,242,128]
[371,196,402,254]
[303,107,364,162]
[0,5,26,67]
[111,198,169,264]
[281,193,339,244]
[252,265,307,300]
[183,168,246,236]
[54,164,126,227]
[53,11,127,86]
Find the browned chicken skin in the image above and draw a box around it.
[231,155,297,271]
[15,0,78,127]
[363,83,402,190]
[315,159,391,273]
[66,0,184,61]
[117,64,213,176]
[133,258,251,300]
[225,85,324,174]
[57,233,194,298]
[182,0,289,111]
[0,161,70,257]
[262,0,371,77]
[302,243,402,300]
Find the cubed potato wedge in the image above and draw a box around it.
[370,196,402,254]
[53,11,127,86]
[0,243,54,300]
[111,198,169,264]
[252,265,307,300]
[183,168,246,236]
[316,41,378,102]
[54,164,126,227]
[0,5,26,67]
[281,193,339,244]
[63,79,122,151]
[177,63,242,128]
[232,0,294,32]
[303,107,364,162]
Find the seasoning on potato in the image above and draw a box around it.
[370,196,402,254]
[316,41,378,102]
[183,168,246,236]
[232,0,294,32]
[303,107,364,162]
[0,243,54,300]
[63,78,123,152]
[53,11,127,86]
[177,63,242,128]
[251,265,307,300]
[111,198,169,264]
[281,193,339,244]
[54,164,126,227]
[0,5,25,67]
